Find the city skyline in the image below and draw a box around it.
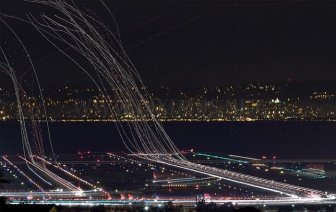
[1,81,335,122]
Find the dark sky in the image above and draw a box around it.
[0,0,335,88]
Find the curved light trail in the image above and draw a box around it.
[22,0,335,200]
[0,17,81,192]
[0,0,334,203]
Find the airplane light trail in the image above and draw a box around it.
[2,156,43,190]
[3,196,336,207]
[0,14,84,194]
[195,153,249,163]
[18,156,81,191]
[32,155,96,188]
[0,0,334,205]
[149,157,328,198]
[20,0,334,200]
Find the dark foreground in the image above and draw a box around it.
[1,202,336,212]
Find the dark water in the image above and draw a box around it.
[1,121,335,159]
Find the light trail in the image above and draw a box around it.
[152,176,214,184]
[6,197,336,207]
[0,190,103,198]
[0,15,84,193]
[0,16,56,163]
[150,157,328,198]
[228,155,260,161]
[22,0,335,200]
[2,156,43,190]
[27,0,187,162]
[0,51,55,186]
[1,1,334,203]
[32,155,98,189]
[195,153,248,163]
[18,156,81,192]
[127,11,210,50]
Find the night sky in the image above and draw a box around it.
[0,0,335,88]
[0,1,336,158]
